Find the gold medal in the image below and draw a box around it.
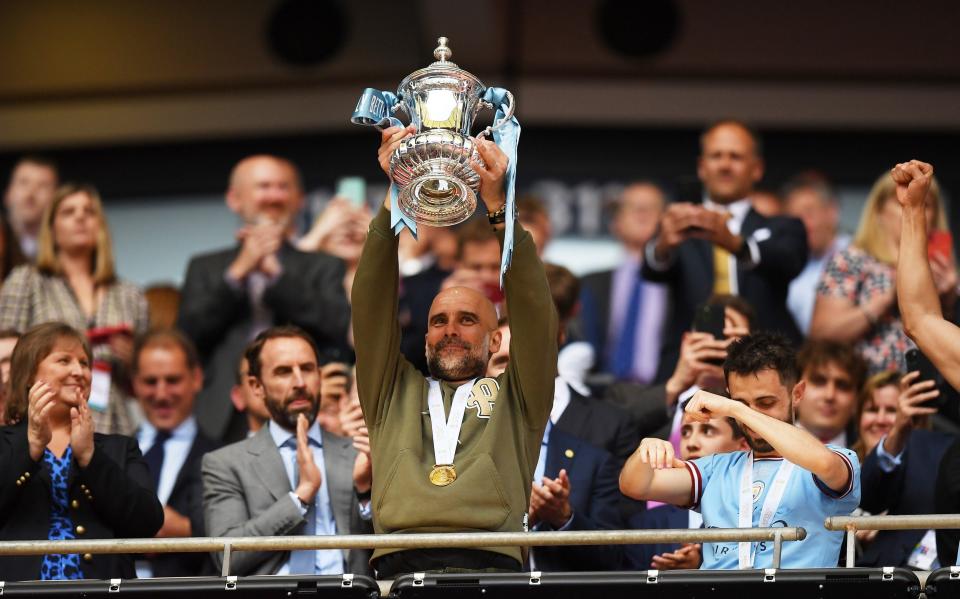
[429,464,457,486]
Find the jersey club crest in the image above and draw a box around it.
[466,377,499,419]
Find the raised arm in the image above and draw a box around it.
[686,390,852,492]
[893,160,960,390]
[351,125,416,425]
[476,140,558,425]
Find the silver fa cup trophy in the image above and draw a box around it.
[354,37,516,227]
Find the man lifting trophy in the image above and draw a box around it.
[351,37,558,577]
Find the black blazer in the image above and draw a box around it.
[0,423,164,581]
[642,209,807,377]
[625,504,690,569]
[177,243,351,440]
[859,429,955,567]
[603,382,673,441]
[147,430,221,578]
[555,384,639,465]
[530,428,623,571]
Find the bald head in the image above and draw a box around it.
[429,286,499,331]
[226,154,303,226]
[425,286,502,383]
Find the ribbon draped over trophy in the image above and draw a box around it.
[350,36,520,286]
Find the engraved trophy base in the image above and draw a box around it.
[392,131,483,227]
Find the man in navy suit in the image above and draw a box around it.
[625,409,747,570]
[642,121,807,369]
[487,264,626,571]
[132,329,221,577]
[528,426,623,571]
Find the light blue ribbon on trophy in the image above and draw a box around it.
[351,88,419,237]
[480,87,521,287]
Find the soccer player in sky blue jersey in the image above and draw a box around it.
[620,332,861,569]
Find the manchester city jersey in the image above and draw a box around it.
[685,445,860,569]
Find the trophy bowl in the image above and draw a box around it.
[392,130,483,227]
[388,37,513,228]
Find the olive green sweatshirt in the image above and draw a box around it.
[351,205,558,564]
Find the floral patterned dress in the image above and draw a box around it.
[816,245,912,374]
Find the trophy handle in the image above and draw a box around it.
[477,89,515,141]
[392,97,412,127]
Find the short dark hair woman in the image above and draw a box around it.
[0,322,162,581]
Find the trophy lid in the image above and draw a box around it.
[398,37,486,95]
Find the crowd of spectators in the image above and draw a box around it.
[0,121,958,580]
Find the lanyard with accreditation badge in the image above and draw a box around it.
[738,451,795,569]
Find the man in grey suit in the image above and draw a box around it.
[202,326,372,575]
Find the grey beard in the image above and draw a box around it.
[427,352,487,382]
[426,336,489,382]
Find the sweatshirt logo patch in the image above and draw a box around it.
[466,377,499,419]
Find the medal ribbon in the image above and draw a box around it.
[481,87,521,287]
[350,87,418,238]
[427,379,475,467]
[737,451,796,569]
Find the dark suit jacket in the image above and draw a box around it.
[0,423,164,580]
[177,243,351,440]
[859,429,955,567]
[555,384,639,465]
[577,270,615,374]
[625,504,689,569]
[577,269,670,382]
[642,209,807,376]
[603,382,673,441]
[531,428,623,571]
[935,436,960,566]
[147,430,221,578]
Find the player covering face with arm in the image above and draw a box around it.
[621,332,860,570]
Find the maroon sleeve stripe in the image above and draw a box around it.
[813,450,855,499]
[684,460,703,508]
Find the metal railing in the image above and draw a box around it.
[824,514,960,568]
[0,527,806,575]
